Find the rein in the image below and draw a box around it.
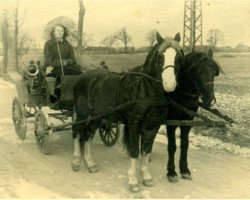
[177,90,200,98]
[122,71,163,83]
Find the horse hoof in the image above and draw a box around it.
[88,165,98,173]
[128,184,140,193]
[143,179,154,187]
[181,173,192,180]
[167,175,179,183]
[71,162,80,172]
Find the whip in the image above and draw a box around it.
[56,39,65,76]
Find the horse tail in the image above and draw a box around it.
[122,124,130,155]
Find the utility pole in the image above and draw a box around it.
[183,0,203,52]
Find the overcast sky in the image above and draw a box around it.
[1,0,250,48]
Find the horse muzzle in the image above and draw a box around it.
[201,95,216,108]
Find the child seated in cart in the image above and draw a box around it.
[43,24,82,101]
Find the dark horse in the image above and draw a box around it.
[149,49,220,182]
[71,32,183,192]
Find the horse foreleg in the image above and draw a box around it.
[72,134,81,172]
[179,126,192,180]
[83,138,98,173]
[167,125,178,182]
[140,152,154,187]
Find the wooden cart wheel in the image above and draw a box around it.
[12,97,27,140]
[34,110,53,155]
[99,122,120,147]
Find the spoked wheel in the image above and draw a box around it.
[34,110,53,155]
[12,97,27,140]
[99,121,120,147]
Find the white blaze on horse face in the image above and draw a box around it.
[161,48,177,92]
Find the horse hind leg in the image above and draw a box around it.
[71,114,89,172]
[179,126,192,180]
[127,158,140,193]
[140,127,159,187]
[83,130,98,173]
[72,125,82,172]
[124,122,140,193]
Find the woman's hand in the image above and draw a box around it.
[62,60,68,66]
[46,66,54,75]
[62,59,73,66]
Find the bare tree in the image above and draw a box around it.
[0,8,11,74]
[101,35,117,49]
[77,0,85,55]
[12,0,28,72]
[116,27,132,53]
[82,32,94,49]
[145,29,156,47]
[206,29,224,49]
[17,32,32,55]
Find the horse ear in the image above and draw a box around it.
[156,31,164,43]
[174,32,181,42]
[207,49,213,58]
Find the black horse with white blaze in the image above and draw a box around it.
[71,32,182,192]
[148,49,220,182]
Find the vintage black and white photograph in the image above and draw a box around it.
[0,0,249,198]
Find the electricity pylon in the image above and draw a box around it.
[183,0,203,52]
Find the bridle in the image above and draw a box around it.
[161,65,175,73]
[188,55,215,88]
[186,55,216,105]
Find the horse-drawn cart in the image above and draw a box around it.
[9,53,233,155]
[9,54,120,154]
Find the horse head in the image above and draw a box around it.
[144,32,183,92]
[188,49,220,107]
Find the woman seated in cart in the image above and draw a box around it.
[43,24,82,100]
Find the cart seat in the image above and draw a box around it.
[21,54,93,74]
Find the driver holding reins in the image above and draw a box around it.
[43,24,82,101]
[43,24,82,77]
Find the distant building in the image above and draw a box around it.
[83,46,112,54]
[234,43,249,52]
[219,46,234,52]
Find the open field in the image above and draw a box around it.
[88,53,147,72]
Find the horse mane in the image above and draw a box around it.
[183,51,220,76]
[128,43,161,73]
[144,43,161,67]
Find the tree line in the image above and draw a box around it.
[1,0,249,76]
